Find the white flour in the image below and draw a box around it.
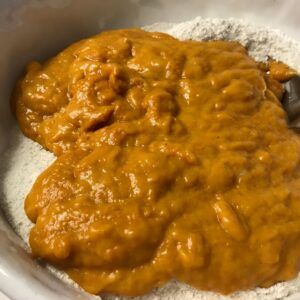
[1,17,300,300]
[145,17,300,72]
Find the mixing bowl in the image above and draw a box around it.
[0,1,299,299]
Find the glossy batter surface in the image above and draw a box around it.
[12,29,300,296]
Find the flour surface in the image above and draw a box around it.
[1,17,300,300]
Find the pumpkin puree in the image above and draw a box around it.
[12,29,300,296]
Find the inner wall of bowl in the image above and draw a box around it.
[0,0,300,299]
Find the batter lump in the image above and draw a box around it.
[12,29,300,296]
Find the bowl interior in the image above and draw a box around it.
[0,1,300,299]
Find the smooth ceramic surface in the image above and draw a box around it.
[0,0,300,299]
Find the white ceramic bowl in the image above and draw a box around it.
[0,1,300,299]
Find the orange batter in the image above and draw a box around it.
[12,29,300,296]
